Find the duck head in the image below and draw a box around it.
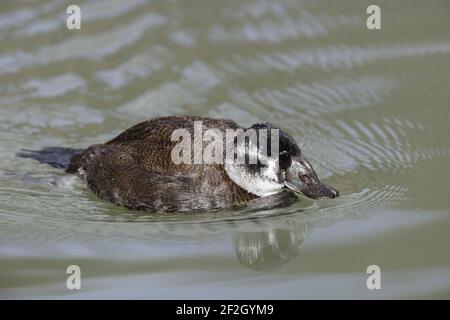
[224,122,339,199]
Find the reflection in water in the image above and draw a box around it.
[233,220,310,271]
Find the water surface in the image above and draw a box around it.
[1,0,450,299]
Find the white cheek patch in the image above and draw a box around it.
[261,158,279,181]
[225,162,284,197]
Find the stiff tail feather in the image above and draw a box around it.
[17,147,82,170]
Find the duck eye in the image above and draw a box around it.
[299,174,313,184]
[279,151,291,170]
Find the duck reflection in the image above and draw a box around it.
[233,219,311,271]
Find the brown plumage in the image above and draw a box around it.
[67,116,257,212]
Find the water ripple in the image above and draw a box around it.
[209,11,360,44]
[0,11,167,75]
[218,42,450,75]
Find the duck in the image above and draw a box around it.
[23,116,338,212]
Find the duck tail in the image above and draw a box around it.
[17,147,83,170]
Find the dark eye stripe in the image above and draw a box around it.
[299,174,313,184]
[279,151,292,169]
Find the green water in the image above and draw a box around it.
[1,0,450,299]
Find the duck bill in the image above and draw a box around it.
[284,157,339,199]
[285,180,339,199]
